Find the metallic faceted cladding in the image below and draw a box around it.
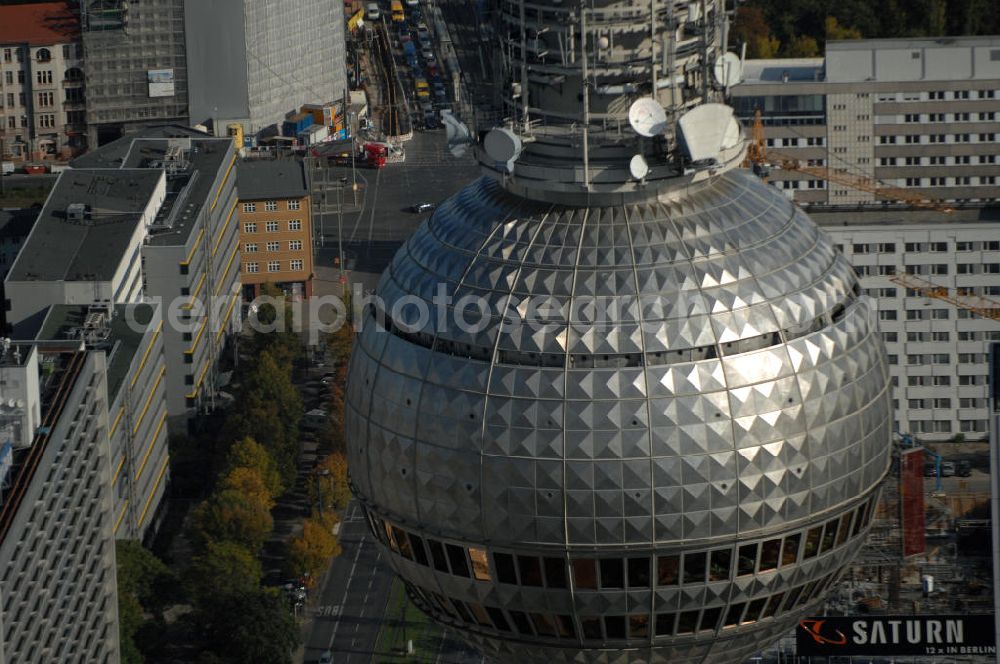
[345,171,892,663]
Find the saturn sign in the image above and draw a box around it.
[796,615,996,657]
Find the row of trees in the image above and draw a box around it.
[118,285,355,663]
[731,0,1000,59]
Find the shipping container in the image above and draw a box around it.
[282,112,314,137]
[299,124,330,146]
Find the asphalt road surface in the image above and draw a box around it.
[302,502,393,664]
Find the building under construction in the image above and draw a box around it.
[79,0,190,146]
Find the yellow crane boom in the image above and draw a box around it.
[889,273,1000,321]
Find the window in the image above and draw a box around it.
[468,548,491,581]
[544,557,567,588]
[35,70,52,84]
[428,540,449,572]
[265,221,279,232]
[656,555,679,586]
[245,262,259,274]
[655,613,676,636]
[709,549,731,581]
[288,219,302,231]
[244,243,257,253]
[683,551,706,584]
[290,259,303,271]
[288,200,301,210]
[445,544,470,577]
[573,559,598,589]
[264,200,278,211]
[267,260,281,272]
[243,222,257,233]
[35,48,51,62]
[266,241,280,252]
[518,556,543,586]
[289,240,302,251]
[599,558,624,588]
[494,553,517,584]
[243,202,256,213]
[878,310,897,321]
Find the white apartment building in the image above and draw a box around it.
[0,3,86,160]
[812,207,1000,443]
[731,37,1000,206]
[0,344,120,663]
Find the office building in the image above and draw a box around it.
[344,0,891,661]
[0,343,120,663]
[8,131,241,421]
[24,303,169,542]
[730,37,1000,206]
[236,159,314,299]
[0,2,86,159]
[184,0,347,135]
[79,0,189,146]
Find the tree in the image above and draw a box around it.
[227,437,284,499]
[116,541,176,663]
[191,487,274,553]
[825,16,863,41]
[186,539,262,606]
[784,34,820,57]
[246,283,302,367]
[219,466,276,510]
[309,453,353,513]
[326,324,355,368]
[196,587,299,664]
[731,6,780,58]
[286,514,342,581]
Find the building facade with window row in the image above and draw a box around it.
[0,345,120,663]
[0,3,86,159]
[236,159,313,299]
[811,206,1000,442]
[731,37,1000,206]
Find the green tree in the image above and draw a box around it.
[227,436,284,499]
[784,34,820,57]
[326,324,355,368]
[116,541,176,663]
[286,514,342,581]
[191,487,274,553]
[247,283,302,367]
[186,539,262,606]
[196,587,299,664]
[731,6,781,58]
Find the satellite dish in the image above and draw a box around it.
[629,154,649,180]
[628,97,668,137]
[676,103,740,162]
[483,127,523,163]
[441,111,473,158]
[713,52,743,88]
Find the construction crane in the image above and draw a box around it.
[889,273,1000,321]
[742,111,954,213]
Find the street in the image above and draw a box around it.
[302,502,393,664]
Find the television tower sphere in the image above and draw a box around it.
[344,0,892,662]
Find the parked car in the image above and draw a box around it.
[319,651,334,664]
[424,112,439,129]
[405,0,418,6]
[421,46,434,60]
[426,62,439,77]
[365,2,380,19]
[940,461,956,477]
[414,77,430,99]
[924,462,937,477]
[957,460,972,477]
[411,202,436,213]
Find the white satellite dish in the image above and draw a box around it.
[713,52,743,88]
[628,97,668,137]
[677,103,740,162]
[629,154,649,180]
[441,111,473,158]
[483,127,523,163]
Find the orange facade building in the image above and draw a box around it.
[236,160,314,299]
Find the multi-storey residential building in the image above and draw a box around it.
[731,37,1000,206]
[236,160,313,298]
[809,206,1000,443]
[75,133,242,419]
[184,0,347,135]
[79,0,189,146]
[0,2,86,159]
[7,129,240,422]
[4,169,166,327]
[24,303,169,542]
[0,343,120,663]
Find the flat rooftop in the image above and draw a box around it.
[237,159,308,200]
[6,170,162,282]
[121,138,234,247]
[70,125,211,169]
[739,58,825,86]
[31,303,157,401]
[0,208,40,240]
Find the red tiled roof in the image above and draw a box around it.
[0,2,80,47]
